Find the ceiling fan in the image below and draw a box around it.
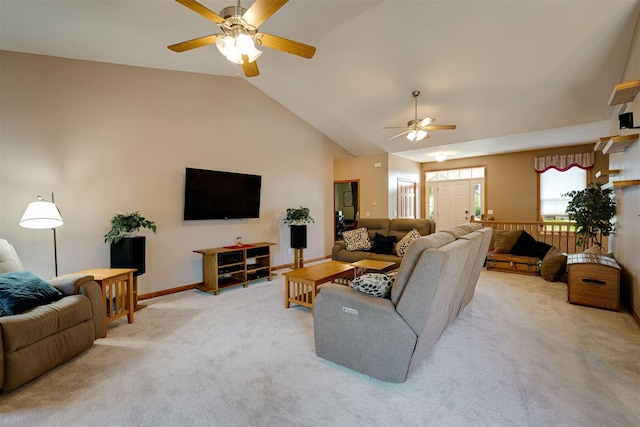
[168,0,316,78]
[384,90,456,142]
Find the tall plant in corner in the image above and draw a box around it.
[563,182,616,250]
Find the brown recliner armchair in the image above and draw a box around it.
[0,239,104,392]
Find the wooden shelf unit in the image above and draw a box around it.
[608,79,640,106]
[602,134,638,154]
[601,180,640,191]
[194,242,274,295]
[595,169,621,179]
[594,136,617,152]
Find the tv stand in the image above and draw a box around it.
[193,242,275,295]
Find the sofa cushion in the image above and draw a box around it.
[357,218,391,241]
[0,294,92,354]
[343,228,372,251]
[540,247,567,282]
[388,219,433,242]
[0,239,24,274]
[395,228,421,257]
[350,273,395,298]
[369,233,396,255]
[0,271,63,315]
[492,230,523,253]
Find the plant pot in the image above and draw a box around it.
[290,225,307,249]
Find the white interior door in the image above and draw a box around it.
[436,181,471,230]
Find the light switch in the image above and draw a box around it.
[488,209,494,215]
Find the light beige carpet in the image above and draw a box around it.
[1,270,639,426]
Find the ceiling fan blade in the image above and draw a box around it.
[425,125,457,130]
[387,130,411,140]
[242,55,260,78]
[419,117,435,127]
[175,0,224,24]
[243,0,288,27]
[168,34,217,52]
[258,33,316,59]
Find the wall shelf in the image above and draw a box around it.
[602,134,638,154]
[595,169,621,179]
[601,180,640,191]
[594,135,617,152]
[608,80,640,106]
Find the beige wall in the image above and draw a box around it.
[388,154,421,218]
[0,51,349,294]
[334,153,389,219]
[608,14,640,319]
[421,145,608,221]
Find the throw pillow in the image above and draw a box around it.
[492,230,523,253]
[369,233,396,255]
[343,228,372,251]
[350,273,394,298]
[540,247,567,282]
[0,271,63,315]
[396,228,422,257]
[510,231,553,258]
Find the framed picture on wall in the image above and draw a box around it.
[343,191,353,207]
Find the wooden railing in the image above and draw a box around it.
[471,219,606,254]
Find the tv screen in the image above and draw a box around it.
[184,168,262,220]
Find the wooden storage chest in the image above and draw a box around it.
[567,253,620,311]
[486,253,540,276]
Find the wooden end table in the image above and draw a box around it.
[350,259,396,276]
[283,261,355,313]
[69,268,137,337]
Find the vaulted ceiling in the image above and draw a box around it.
[2,0,639,162]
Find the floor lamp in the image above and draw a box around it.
[19,193,64,276]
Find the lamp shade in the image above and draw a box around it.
[19,197,63,229]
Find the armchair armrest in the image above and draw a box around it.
[48,275,105,339]
[313,284,417,383]
[331,241,346,259]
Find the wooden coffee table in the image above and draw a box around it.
[284,261,355,313]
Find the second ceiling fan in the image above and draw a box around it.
[385,90,456,142]
[168,0,316,77]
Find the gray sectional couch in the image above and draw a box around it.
[332,218,436,269]
[314,223,492,383]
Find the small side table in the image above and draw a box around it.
[70,268,137,336]
[567,254,620,311]
[350,259,396,276]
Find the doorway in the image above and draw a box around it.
[334,179,359,240]
[425,167,485,231]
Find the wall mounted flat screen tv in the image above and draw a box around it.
[184,168,262,220]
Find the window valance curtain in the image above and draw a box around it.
[534,152,594,173]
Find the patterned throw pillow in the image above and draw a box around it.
[350,273,394,298]
[395,228,421,257]
[343,228,372,251]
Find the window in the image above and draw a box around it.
[539,167,587,220]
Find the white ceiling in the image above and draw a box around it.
[2,0,639,162]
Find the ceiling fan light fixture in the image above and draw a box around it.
[215,32,262,64]
[434,153,448,162]
[407,129,427,142]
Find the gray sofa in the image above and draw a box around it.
[0,239,104,392]
[314,223,492,382]
[332,218,436,269]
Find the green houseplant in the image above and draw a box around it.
[104,211,157,244]
[283,206,314,225]
[563,182,616,250]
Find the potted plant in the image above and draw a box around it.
[104,211,157,244]
[563,182,616,250]
[284,206,314,226]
